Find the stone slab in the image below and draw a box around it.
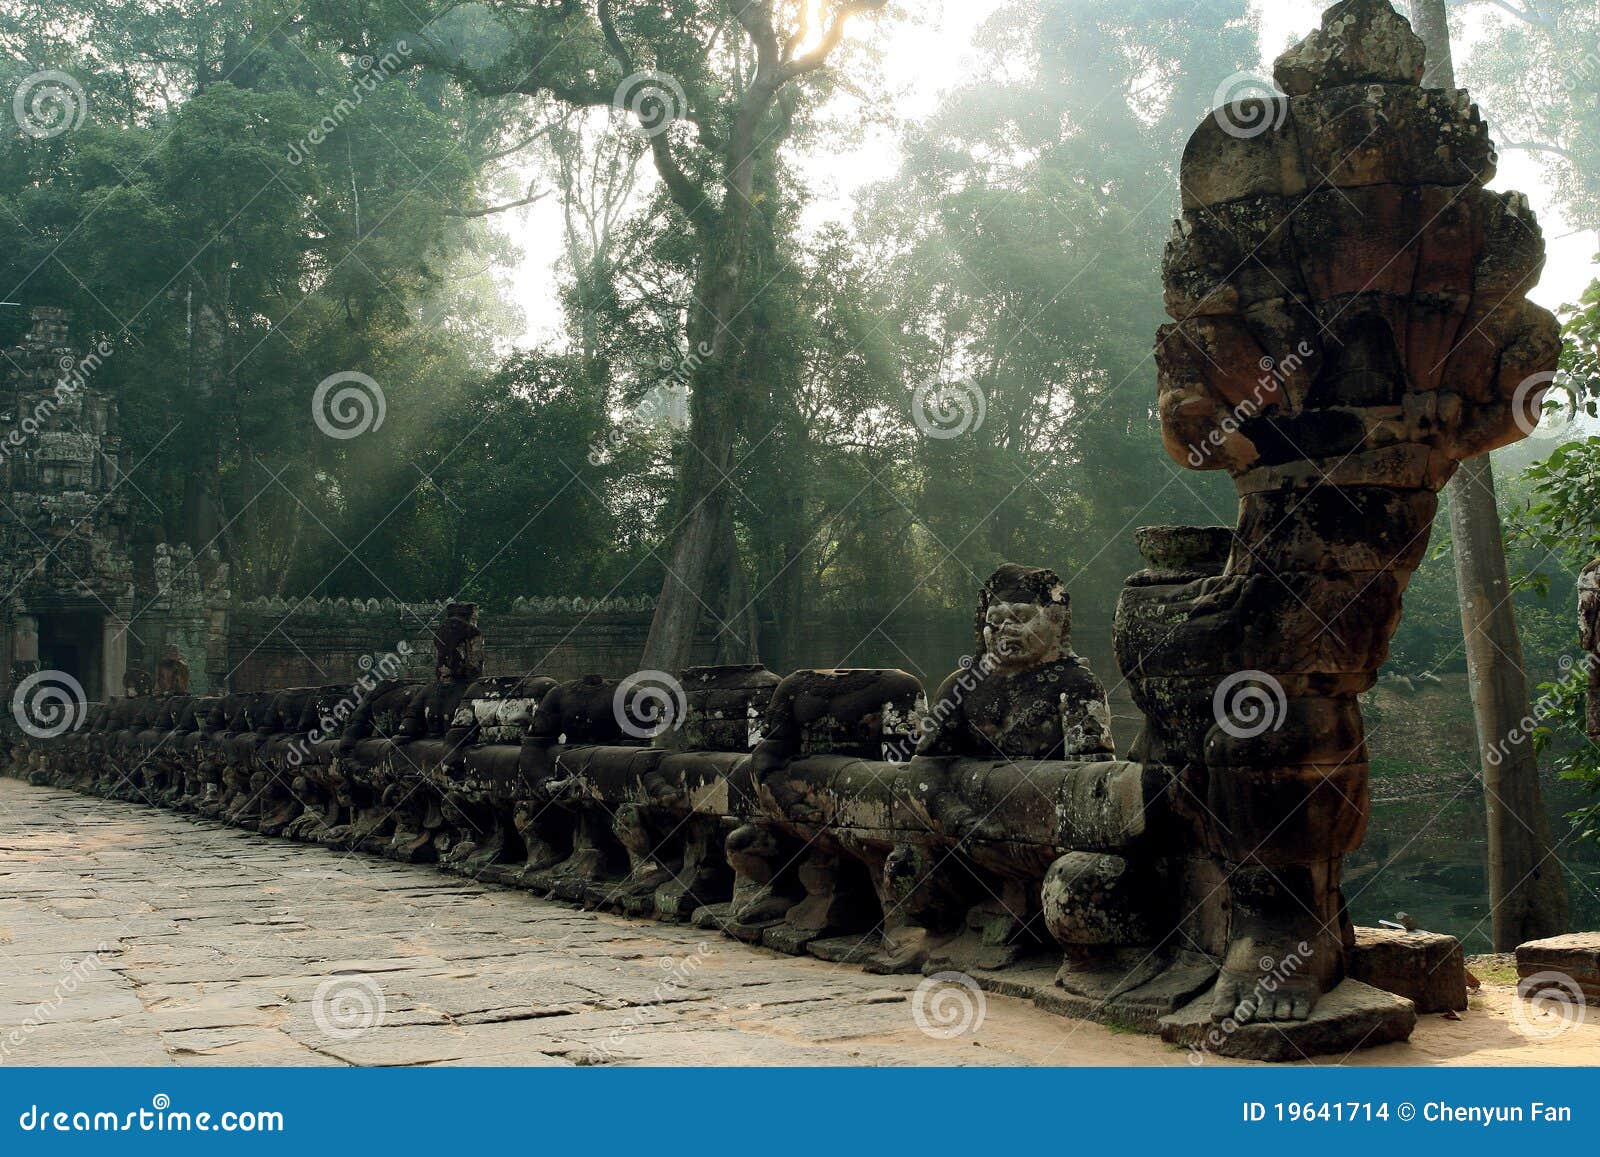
[806,934,880,965]
[1159,978,1416,1061]
[1515,932,1600,1000]
[1349,925,1467,1012]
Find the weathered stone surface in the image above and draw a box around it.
[1272,0,1425,96]
[0,778,1195,1068]
[1516,932,1600,1000]
[1121,0,1556,1053]
[1160,979,1417,1062]
[1349,926,1468,1012]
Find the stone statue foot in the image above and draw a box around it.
[1055,948,1166,1002]
[550,846,606,882]
[607,864,674,913]
[727,881,794,928]
[389,828,437,863]
[1210,934,1328,1024]
[864,925,953,975]
[516,834,564,873]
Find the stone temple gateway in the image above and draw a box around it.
[1,0,1564,1060]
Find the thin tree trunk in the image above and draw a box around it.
[1410,0,1568,947]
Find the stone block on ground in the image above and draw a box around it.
[1515,932,1600,1001]
[1348,925,1467,1012]
[804,934,879,964]
[1159,979,1416,1061]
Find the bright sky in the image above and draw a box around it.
[500,0,1596,344]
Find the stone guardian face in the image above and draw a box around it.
[983,600,1067,670]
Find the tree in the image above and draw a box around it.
[1411,0,1568,948]
[850,0,1258,622]
[328,0,895,670]
[1453,0,1600,229]
[0,0,534,604]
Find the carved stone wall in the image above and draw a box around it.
[223,597,720,689]
[0,307,134,703]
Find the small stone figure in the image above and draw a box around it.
[921,563,1115,764]
[122,663,153,698]
[401,603,484,741]
[155,645,190,696]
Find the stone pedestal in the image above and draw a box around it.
[1161,979,1416,1062]
[1348,926,1467,1013]
[1516,932,1600,1002]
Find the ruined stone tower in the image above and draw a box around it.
[1,307,135,703]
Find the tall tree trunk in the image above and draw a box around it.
[639,278,744,672]
[1410,0,1568,947]
[184,276,226,551]
[640,102,770,674]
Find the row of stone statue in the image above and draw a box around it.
[9,568,1447,1058]
[14,580,1142,981]
[7,0,1557,1059]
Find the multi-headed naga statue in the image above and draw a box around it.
[1119,0,1559,1029]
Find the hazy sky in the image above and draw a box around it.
[500,0,1595,344]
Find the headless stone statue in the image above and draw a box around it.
[154,646,190,696]
[401,603,484,742]
[122,663,153,699]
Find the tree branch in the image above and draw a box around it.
[599,0,715,230]
[446,189,551,217]
[779,0,888,82]
[1499,140,1576,160]
[1448,0,1553,29]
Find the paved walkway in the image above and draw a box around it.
[0,779,1593,1066]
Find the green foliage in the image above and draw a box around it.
[0,0,532,600]
[1457,0,1600,228]
[1507,283,1600,840]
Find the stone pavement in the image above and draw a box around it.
[1,778,1594,1067]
